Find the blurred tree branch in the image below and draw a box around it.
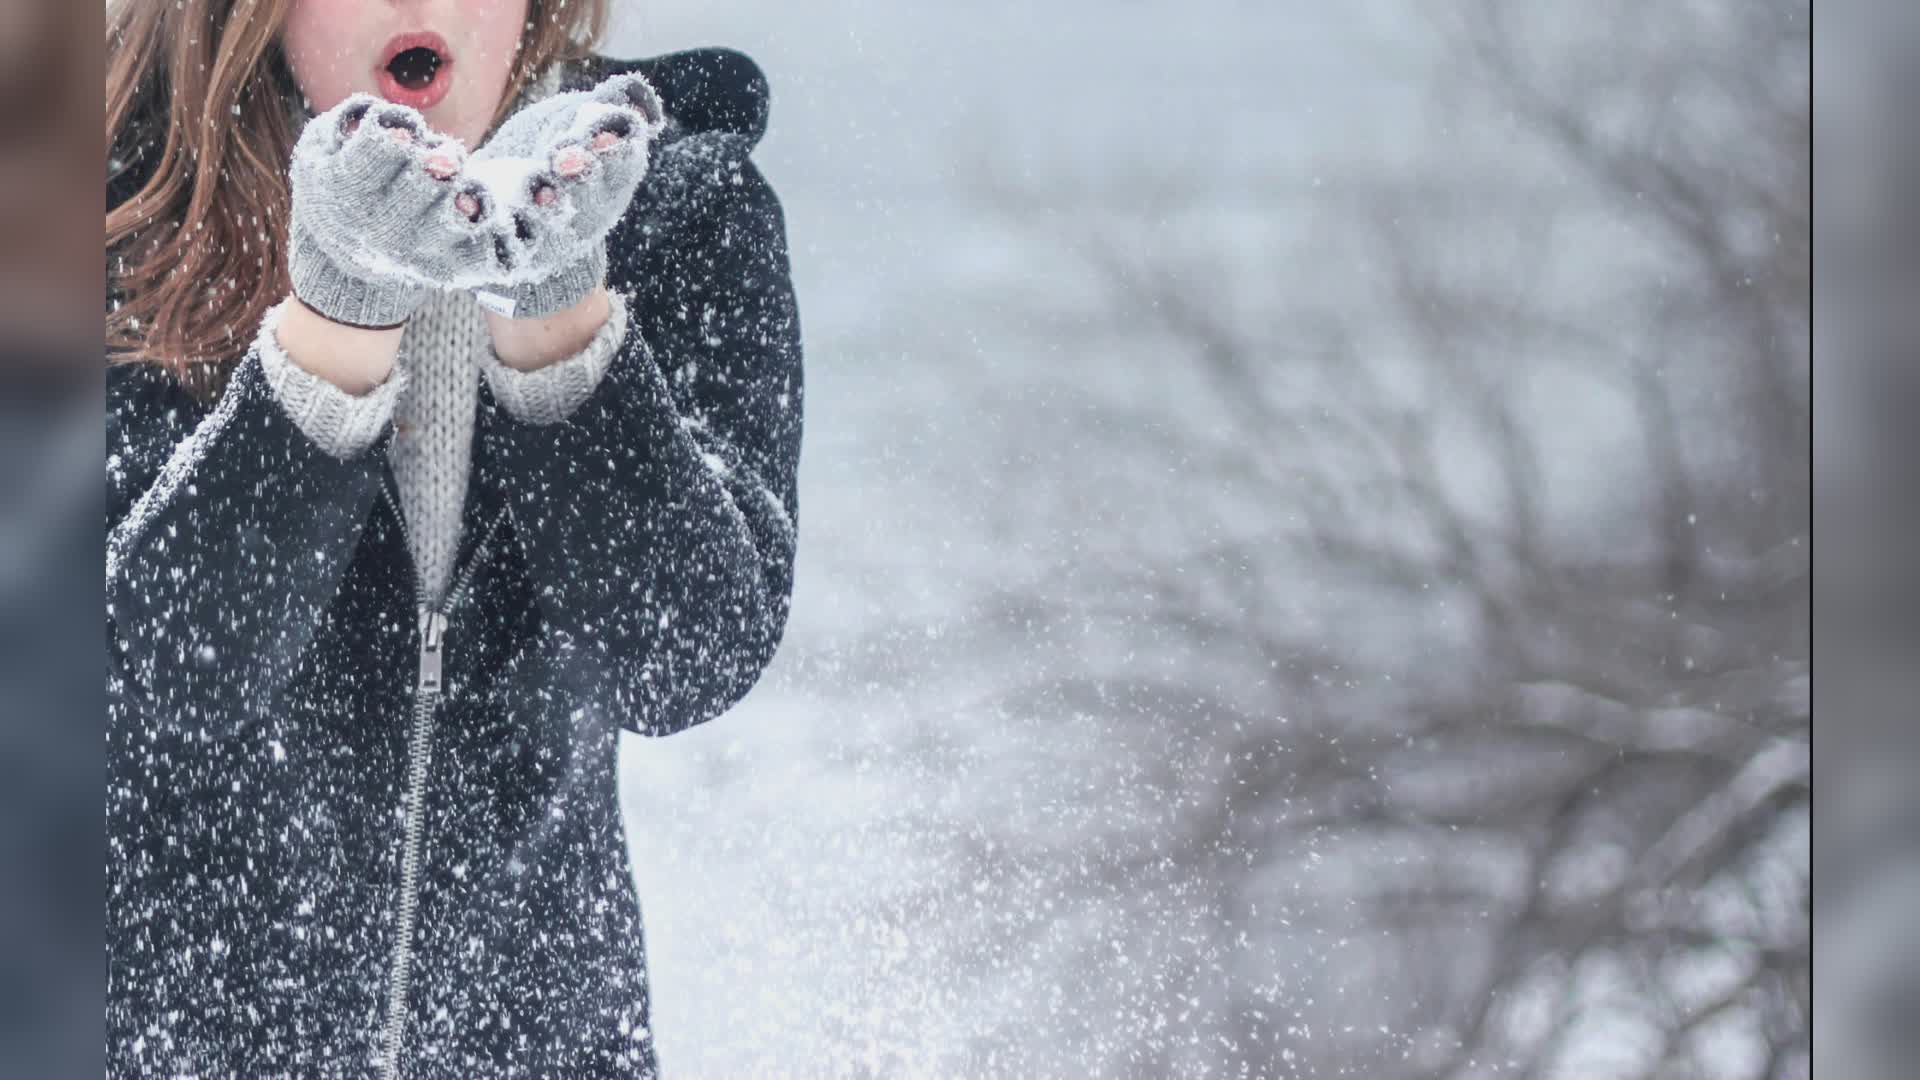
[959,0,1808,1075]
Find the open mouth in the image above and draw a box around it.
[387,46,443,91]
[376,32,453,109]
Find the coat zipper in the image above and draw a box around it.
[376,475,510,1080]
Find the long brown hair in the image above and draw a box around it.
[105,0,609,394]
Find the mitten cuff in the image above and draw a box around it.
[257,299,410,459]
[287,226,424,329]
[481,288,628,425]
[496,243,608,321]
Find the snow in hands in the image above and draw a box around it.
[287,72,666,315]
[465,73,666,284]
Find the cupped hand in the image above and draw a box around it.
[451,72,667,316]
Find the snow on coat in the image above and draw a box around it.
[105,47,804,1079]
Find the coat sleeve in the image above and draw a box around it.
[106,337,393,727]
[478,151,804,737]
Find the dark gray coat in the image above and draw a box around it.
[106,47,802,1078]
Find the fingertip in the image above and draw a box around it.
[337,98,376,138]
[423,150,461,181]
[597,73,664,127]
[454,188,486,223]
[553,145,594,179]
[376,105,424,132]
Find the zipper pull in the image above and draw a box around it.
[418,609,447,694]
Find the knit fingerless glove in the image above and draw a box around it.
[457,73,667,319]
[287,95,492,327]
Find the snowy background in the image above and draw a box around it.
[597,2,1810,1076]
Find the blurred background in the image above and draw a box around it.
[0,0,1826,1075]
[597,1,1812,1077]
[2,1,102,1077]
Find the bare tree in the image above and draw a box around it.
[957,1,1809,1075]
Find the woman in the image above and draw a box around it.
[105,0,804,1074]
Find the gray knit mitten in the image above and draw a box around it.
[457,73,666,319]
[287,95,491,328]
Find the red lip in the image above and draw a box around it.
[374,31,454,111]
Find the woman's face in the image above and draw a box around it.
[280,0,531,147]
